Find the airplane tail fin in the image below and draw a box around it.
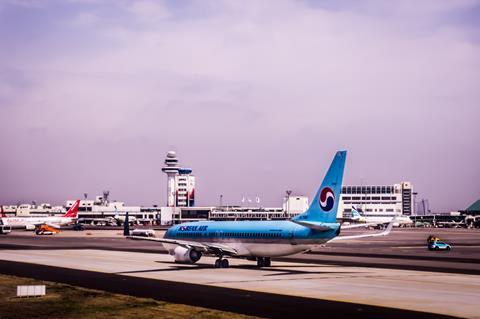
[351,206,361,219]
[123,212,130,236]
[64,200,80,218]
[293,151,346,223]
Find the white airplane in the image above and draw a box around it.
[114,212,136,225]
[435,219,466,228]
[0,200,80,230]
[350,206,412,227]
[77,217,117,226]
[129,151,394,268]
[0,206,11,234]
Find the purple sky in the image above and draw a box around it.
[0,0,479,211]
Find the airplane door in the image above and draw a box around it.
[215,230,224,239]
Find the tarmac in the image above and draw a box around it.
[0,228,479,318]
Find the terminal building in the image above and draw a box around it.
[179,182,414,223]
[338,182,413,219]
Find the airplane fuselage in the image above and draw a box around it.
[0,217,74,229]
[164,220,340,257]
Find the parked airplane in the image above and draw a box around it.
[349,206,366,223]
[129,151,394,268]
[0,206,12,234]
[114,212,137,225]
[0,200,80,230]
[77,217,117,226]
[435,219,466,228]
[350,206,412,227]
[76,212,137,227]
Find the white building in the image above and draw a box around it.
[338,182,413,219]
[283,195,309,216]
[161,151,195,207]
[175,173,195,207]
[65,197,176,225]
[208,206,285,221]
[5,203,65,217]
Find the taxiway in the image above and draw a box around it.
[0,228,479,318]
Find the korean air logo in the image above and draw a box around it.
[319,187,335,211]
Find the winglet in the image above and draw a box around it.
[383,216,396,236]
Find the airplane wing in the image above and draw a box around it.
[127,236,238,256]
[341,222,378,229]
[331,218,394,241]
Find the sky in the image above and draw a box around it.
[0,0,479,211]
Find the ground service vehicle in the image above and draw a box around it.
[428,240,451,251]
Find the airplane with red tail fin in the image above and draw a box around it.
[0,200,80,230]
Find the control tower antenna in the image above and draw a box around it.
[103,190,110,205]
[162,151,181,207]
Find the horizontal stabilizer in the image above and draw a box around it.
[292,220,335,231]
[332,217,395,241]
[341,222,378,229]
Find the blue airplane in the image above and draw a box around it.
[129,151,393,268]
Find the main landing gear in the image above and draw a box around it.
[214,258,229,268]
[257,257,271,267]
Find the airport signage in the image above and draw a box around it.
[17,285,46,297]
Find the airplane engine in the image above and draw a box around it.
[173,246,202,264]
[25,224,36,230]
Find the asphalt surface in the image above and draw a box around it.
[0,259,458,319]
[0,227,478,318]
[1,228,478,274]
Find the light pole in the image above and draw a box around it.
[286,190,292,216]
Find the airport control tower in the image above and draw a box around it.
[162,151,195,207]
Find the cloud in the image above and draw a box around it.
[70,11,99,27]
[2,0,43,8]
[126,0,171,23]
[0,0,479,211]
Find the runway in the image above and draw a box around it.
[1,228,478,275]
[0,228,479,318]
